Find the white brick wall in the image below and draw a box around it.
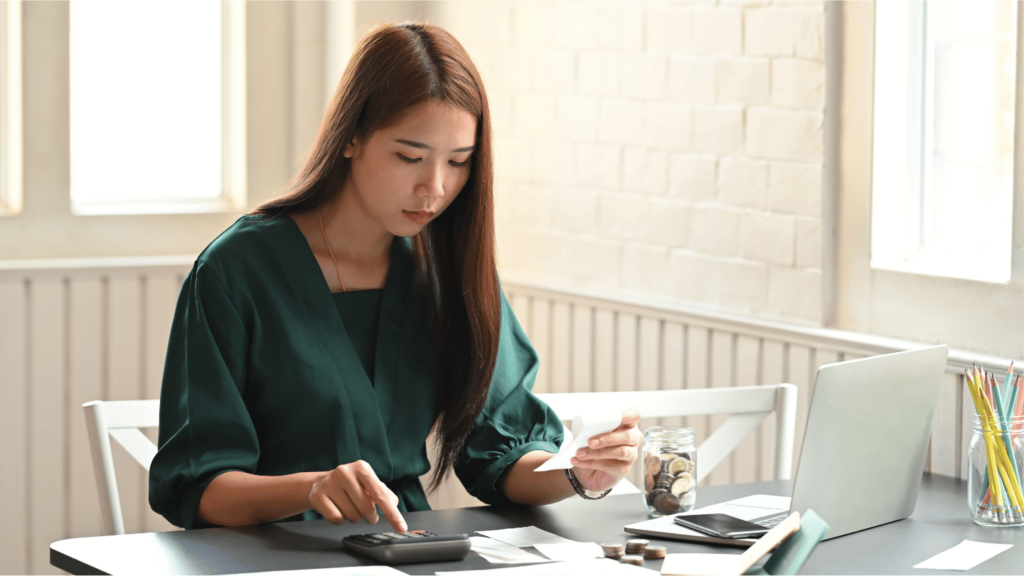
[430,0,827,325]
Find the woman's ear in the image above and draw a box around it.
[342,135,361,159]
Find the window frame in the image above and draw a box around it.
[68,0,247,216]
[870,0,1017,284]
[834,1,1024,359]
[0,0,22,217]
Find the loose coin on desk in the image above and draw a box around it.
[620,555,644,566]
[625,539,648,555]
[601,543,624,560]
[643,545,667,560]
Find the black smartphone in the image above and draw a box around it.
[673,513,770,539]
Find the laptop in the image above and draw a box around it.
[627,345,949,542]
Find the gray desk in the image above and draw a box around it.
[51,473,1023,575]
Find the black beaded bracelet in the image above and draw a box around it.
[565,468,612,500]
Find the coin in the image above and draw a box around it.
[643,545,667,560]
[645,453,662,476]
[667,457,689,476]
[644,473,655,492]
[620,555,644,566]
[625,539,648,555]
[647,488,667,506]
[654,491,681,515]
[655,473,675,488]
[601,543,624,559]
[671,473,694,495]
[680,491,696,510]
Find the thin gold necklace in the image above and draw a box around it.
[318,206,347,293]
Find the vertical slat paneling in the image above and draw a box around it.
[760,340,785,480]
[29,279,67,575]
[68,278,103,538]
[707,331,734,486]
[0,280,29,574]
[929,372,958,478]
[660,322,685,427]
[960,375,974,480]
[107,276,143,535]
[685,327,710,485]
[143,274,181,532]
[550,303,572,393]
[528,300,551,393]
[509,293,531,336]
[570,306,592,393]
[638,318,660,394]
[593,309,615,392]
[787,345,813,482]
[615,314,638,392]
[637,318,662,475]
[732,336,761,484]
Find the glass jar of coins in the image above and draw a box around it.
[641,426,696,517]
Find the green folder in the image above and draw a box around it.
[743,509,830,575]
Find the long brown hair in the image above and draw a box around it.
[253,22,500,491]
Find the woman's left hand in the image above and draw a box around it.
[570,408,642,493]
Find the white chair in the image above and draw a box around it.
[536,384,798,487]
[82,399,161,536]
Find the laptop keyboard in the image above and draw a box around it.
[751,510,789,528]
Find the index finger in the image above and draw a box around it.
[355,468,407,533]
[618,408,641,427]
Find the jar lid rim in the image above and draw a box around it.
[644,426,695,438]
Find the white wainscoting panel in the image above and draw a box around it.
[0,260,1012,574]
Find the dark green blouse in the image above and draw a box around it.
[148,214,563,529]
[333,290,384,382]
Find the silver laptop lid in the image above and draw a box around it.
[789,345,949,539]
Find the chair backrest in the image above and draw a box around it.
[82,399,161,536]
[535,384,798,484]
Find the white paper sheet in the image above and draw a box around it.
[435,558,659,575]
[470,537,551,564]
[534,409,622,471]
[532,542,603,562]
[913,540,1014,571]
[660,553,744,576]
[233,567,409,576]
[475,526,578,548]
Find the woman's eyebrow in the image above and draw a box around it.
[394,139,475,153]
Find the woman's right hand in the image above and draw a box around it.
[309,460,407,532]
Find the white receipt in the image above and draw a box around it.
[436,558,659,575]
[532,542,603,562]
[534,409,623,472]
[233,567,409,575]
[475,526,577,548]
[470,536,550,564]
[913,540,1014,571]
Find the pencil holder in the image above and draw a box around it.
[967,414,1024,527]
[641,426,696,517]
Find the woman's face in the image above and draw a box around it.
[341,100,477,238]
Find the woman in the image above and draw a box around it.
[149,22,641,533]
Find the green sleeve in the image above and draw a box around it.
[454,292,564,506]
[148,260,257,529]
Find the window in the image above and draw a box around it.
[0,0,22,216]
[872,0,1017,283]
[69,0,245,215]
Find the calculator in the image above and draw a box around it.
[341,530,472,564]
